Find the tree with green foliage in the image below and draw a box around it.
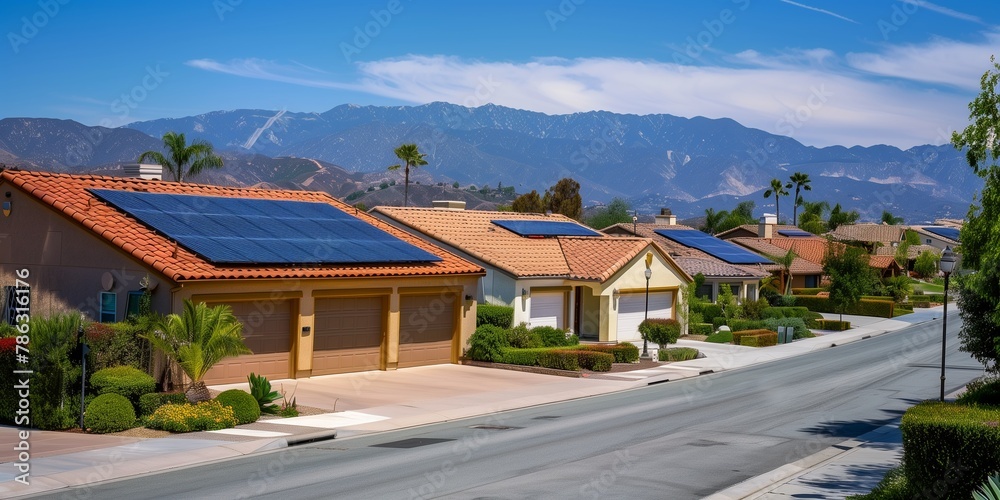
[881,274,913,303]
[546,177,583,220]
[824,245,877,322]
[881,210,905,225]
[764,178,791,223]
[715,201,757,233]
[677,273,707,335]
[511,190,546,213]
[766,249,796,295]
[717,284,739,320]
[702,207,728,234]
[788,172,812,225]
[894,241,911,269]
[138,132,224,183]
[452,181,460,189]
[586,197,633,229]
[798,200,830,234]
[914,250,940,278]
[143,300,251,403]
[904,229,921,245]
[828,203,860,231]
[387,143,428,207]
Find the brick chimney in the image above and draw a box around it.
[758,213,777,239]
[654,208,677,226]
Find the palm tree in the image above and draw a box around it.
[881,210,904,225]
[767,249,797,295]
[788,172,812,225]
[388,143,428,207]
[702,207,728,234]
[137,132,224,183]
[763,178,791,223]
[143,300,251,403]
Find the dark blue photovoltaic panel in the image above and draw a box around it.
[922,226,960,242]
[491,220,601,237]
[654,229,774,265]
[777,229,814,237]
[90,189,442,265]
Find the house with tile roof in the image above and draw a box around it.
[372,204,692,342]
[909,225,960,251]
[825,223,906,252]
[602,211,768,303]
[0,169,485,384]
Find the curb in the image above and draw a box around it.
[284,429,338,446]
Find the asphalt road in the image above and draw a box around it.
[33,314,982,500]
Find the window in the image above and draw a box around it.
[746,284,757,301]
[805,275,819,288]
[100,292,117,323]
[926,239,932,244]
[697,283,714,301]
[124,290,145,320]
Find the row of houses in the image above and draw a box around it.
[0,169,959,385]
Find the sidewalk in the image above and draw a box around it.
[0,306,947,498]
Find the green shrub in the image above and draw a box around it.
[727,319,767,333]
[791,288,823,295]
[84,322,151,372]
[700,304,723,322]
[0,336,18,424]
[536,350,580,371]
[779,295,797,307]
[690,323,714,336]
[920,294,946,303]
[498,348,546,366]
[958,378,1000,408]
[910,301,931,308]
[901,402,1000,500]
[738,331,778,347]
[812,319,851,331]
[793,296,895,318]
[508,323,542,349]
[90,366,156,408]
[763,306,811,319]
[28,314,85,430]
[639,318,681,347]
[138,392,187,417]
[764,317,813,339]
[533,326,573,347]
[466,325,511,361]
[84,393,136,433]
[741,298,770,320]
[248,373,281,415]
[732,329,774,345]
[761,287,782,306]
[147,400,238,432]
[712,317,727,329]
[574,351,614,371]
[215,389,261,425]
[844,466,911,500]
[705,330,733,343]
[572,343,639,363]
[476,304,514,328]
[659,347,699,362]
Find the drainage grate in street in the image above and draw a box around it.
[469,425,520,430]
[687,439,725,447]
[371,438,454,449]
[532,416,561,420]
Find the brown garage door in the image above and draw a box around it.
[398,294,456,368]
[203,299,293,385]
[312,296,385,375]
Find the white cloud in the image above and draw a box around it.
[846,32,999,90]
[903,0,986,24]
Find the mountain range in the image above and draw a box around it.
[0,102,983,223]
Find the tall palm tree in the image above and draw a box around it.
[137,132,224,183]
[143,300,251,403]
[767,249,797,295]
[788,172,812,225]
[388,143,428,207]
[763,178,791,223]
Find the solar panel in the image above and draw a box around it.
[922,226,960,242]
[90,189,442,265]
[491,220,601,237]
[777,229,814,237]
[654,229,774,265]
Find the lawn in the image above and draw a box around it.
[909,279,944,294]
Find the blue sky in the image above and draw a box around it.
[2,0,998,148]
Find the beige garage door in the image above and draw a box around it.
[312,296,385,375]
[398,294,456,368]
[203,299,293,385]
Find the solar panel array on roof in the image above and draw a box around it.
[655,229,773,265]
[922,226,960,242]
[777,229,815,237]
[90,189,442,265]
[491,220,601,237]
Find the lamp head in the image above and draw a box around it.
[940,247,957,275]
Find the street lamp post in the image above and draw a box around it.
[939,247,956,402]
[641,267,652,359]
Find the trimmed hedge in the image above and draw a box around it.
[659,347,699,362]
[497,347,545,366]
[910,301,931,308]
[764,317,813,339]
[700,304,723,322]
[215,389,261,425]
[534,326,577,347]
[639,318,681,347]
[476,304,514,328]
[139,392,188,417]
[791,288,823,295]
[712,317,728,329]
[536,350,580,371]
[739,331,778,347]
[901,402,1000,499]
[813,319,851,331]
[727,319,768,333]
[792,296,895,318]
[763,306,812,319]
[147,401,238,432]
[90,366,156,408]
[466,325,510,361]
[573,343,639,363]
[732,329,774,345]
[574,351,614,372]
[84,393,136,434]
[957,378,1000,407]
[690,323,714,336]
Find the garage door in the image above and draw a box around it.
[529,292,564,329]
[312,296,384,375]
[398,294,456,368]
[616,292,672,341]
[203,299,293,385]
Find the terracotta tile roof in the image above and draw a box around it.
[909,225,960,245]
[2,169,483,281]
[602,223,769,278]
[374,208,689,282]
[760,237,836,266]
[874,244,940,259]
[728,238,825,275]
[826,224,905,244]
[868,255,901,270]
[714,224,802,239]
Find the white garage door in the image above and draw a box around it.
[616,292,672,341]
[529,292,564,329]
